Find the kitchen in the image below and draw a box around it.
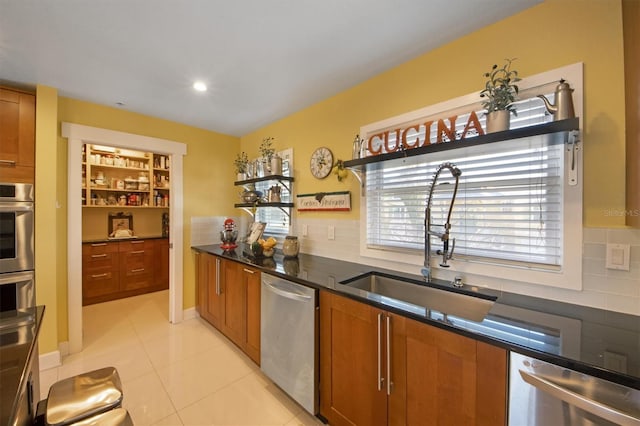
[1,0,639,425]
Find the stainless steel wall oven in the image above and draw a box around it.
[0,183,34,313]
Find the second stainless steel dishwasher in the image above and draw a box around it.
[260,273,318,414]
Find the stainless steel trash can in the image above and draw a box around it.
[45,367,123,426]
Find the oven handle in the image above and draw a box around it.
[264,281,312,302]
[0,204,33,212]
[0,271,34,285]
[519,369,640,426]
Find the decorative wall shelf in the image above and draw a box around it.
[234,175,295,218]
[343,118,580,188]
[343,118,579,169]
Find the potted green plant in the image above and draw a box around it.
[234,151,249,181]
[259,137,277,175]
[480,58,521,133]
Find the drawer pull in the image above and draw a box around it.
[131,268,145,273]
[0,159,16,166]
[243,268,255,274]
[91,243,107,247]
[91,273,108,278]
[91,254,107,258]
[130,250,145,254]
[131,240,145,244]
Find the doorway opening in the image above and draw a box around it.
[63,123,187,354]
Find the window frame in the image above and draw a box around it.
[358,63,583,290]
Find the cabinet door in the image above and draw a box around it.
[0,88,35,183]
[243,266,261,364]
[319,292,387,426]
[400,317,507,426]
[206,255,224,328]
[195,252,207,317]
[221,260,246,346]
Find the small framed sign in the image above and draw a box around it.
[108,212,135,238]
[297,191,351,212]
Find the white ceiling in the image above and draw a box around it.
[1,0,540,137]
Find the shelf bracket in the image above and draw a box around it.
[566,130,580,186]
[277,206,291,218]
[347,167,365,191]
[239,207,256,218]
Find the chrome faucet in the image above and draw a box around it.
[421,162,462,282]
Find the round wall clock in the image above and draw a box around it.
[310,147,334,179]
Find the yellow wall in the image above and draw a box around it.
[241,0,627,228]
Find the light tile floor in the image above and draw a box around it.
[40,290,325,426]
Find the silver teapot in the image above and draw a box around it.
[537,79,575,121]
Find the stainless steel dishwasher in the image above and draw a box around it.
[261,273,318,414]
[509,352,640,425]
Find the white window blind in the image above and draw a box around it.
[366,97,566,270]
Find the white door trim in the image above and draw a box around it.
[62,122,187,354]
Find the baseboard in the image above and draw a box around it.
[39,350,61,371]
[183,307,197,320]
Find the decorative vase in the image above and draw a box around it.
[237,172,246,181]
[271,155,283,176]
[486,110,510,133]
[263,160,272,176]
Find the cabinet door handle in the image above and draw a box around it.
[243,268,255,274]
[215,258,221,295]
[0,159,16,166]
[91,243,107,247]
[131,268,145,273]
[91,273,108,278]
[130,250,145,254]
[91,254,107,258]
[377,313,383,391]
[386,315,393,395]
[131,240,145,244]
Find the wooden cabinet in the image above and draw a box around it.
[0,87,35,183]
[82,238,169,305]
[195,254,261,364]
[320,291,507,426]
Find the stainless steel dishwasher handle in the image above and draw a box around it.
[264,282,311,302]
[519,370,640,426]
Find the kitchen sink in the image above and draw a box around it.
[340,272,496,322]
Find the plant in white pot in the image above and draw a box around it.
[480,58,521,133]
[259,137,277,175]
[234,151,249,181]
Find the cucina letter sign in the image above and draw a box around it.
[367,111,485,156]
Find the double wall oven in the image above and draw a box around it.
[0,183,34,312]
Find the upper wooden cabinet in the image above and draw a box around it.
[624,0,639,227]
[0,87,35,183]
[320,291,507,426]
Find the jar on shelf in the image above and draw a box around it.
[282,236,299,258]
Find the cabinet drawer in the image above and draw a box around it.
[119,239,154,252]
[82,270,119,297]
[83,252,118,270]
[83,242,118,256]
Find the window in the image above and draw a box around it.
[360,63,583,290]
[254,148,293,235]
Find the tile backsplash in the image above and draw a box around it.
[295,219,640,316]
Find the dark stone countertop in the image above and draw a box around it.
[192,244,640,390]
[0,305,45,425]
[83,235,168,244]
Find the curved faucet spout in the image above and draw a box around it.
[423,162,462,281]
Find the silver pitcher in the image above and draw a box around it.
[538,79,575,121]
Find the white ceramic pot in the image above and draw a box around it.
[237,172,246,181]
[271,156,283,176]
[486,110,510,133]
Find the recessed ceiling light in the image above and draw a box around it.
[193,81,207,92]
